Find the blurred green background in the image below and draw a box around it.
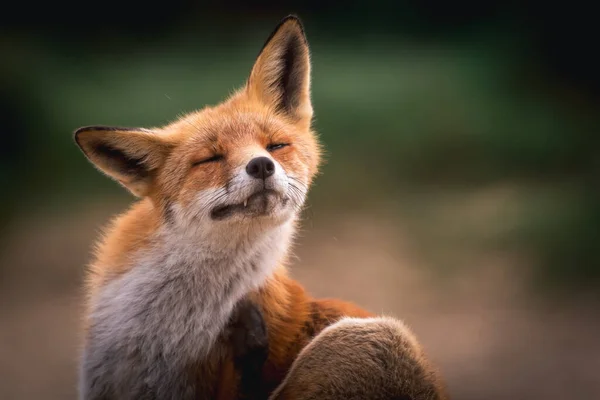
[1,2,599,399]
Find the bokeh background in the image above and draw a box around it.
[1,2,599,399]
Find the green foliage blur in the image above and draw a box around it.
[1,3,598,291]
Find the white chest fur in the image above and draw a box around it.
[84,218,294,398]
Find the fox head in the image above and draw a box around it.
[75,16,320,236]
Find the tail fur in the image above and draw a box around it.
[269,317,448,400]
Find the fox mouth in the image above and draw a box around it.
[211,189,288,220]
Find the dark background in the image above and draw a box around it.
[1,2,599,399]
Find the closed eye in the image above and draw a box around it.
[267,143,290,151]
[191,154,224,167]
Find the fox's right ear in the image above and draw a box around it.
[74,126,173,197]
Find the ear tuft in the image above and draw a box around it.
[74,126,171,197]
[257,15,307,56]
[247,15,312,125]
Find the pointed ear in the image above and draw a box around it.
[74,126,172,197]
[247,15,312,125]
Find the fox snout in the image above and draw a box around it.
[206,152,292,221]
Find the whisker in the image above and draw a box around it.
[288,176,308,189]
[286,182,307,213]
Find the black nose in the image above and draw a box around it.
[246,156,275,180]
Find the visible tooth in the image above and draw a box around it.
[244,199,248,207]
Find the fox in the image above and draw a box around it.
[74,15,448,400]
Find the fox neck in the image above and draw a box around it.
[151,213,297,321]
[152,215,297,291]
[91,211,296,363]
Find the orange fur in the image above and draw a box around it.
[251,271,373,394]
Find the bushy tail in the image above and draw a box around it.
[269,317,448,400]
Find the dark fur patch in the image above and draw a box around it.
[256,15,307,58]
[93,142,149,179]
[276,33,305,114]
[229,298,269,399]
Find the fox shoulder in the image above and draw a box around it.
[269,316,448,400]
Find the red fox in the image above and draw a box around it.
[74,15,448,400]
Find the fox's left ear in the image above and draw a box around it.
[247,16,312,126]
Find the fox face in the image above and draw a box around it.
[75,17,320,233]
